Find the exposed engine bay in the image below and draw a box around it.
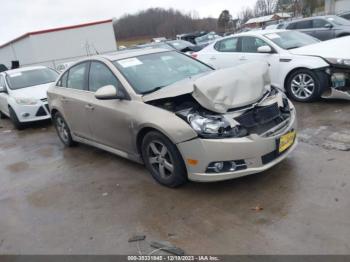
[147,87,293,139]
[322,66,350,100]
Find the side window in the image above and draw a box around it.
[67,63,88,90]
[214,37,239,52]
[241,37,269,53]
[313,19,329,28]
[57,71,68,87]
[88,62,121,92]
[286,22,296,29]
[295,20,312,29]
[0,75,4,87]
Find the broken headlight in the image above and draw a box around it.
[187,113,247,138]
[325,58,350,67]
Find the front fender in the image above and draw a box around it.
[131,102,198,145]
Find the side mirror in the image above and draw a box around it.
[324,23,333,29]
[257,45,273,53]
[95,85,124,100]
[0,86,6,93]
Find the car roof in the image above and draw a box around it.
[4,66,48,75]
[286,15,338,23]
[218,29,287,40]
[101,48,172,61]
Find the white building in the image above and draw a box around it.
[325,0,350,14]
[0,19,117,69]
[245,13,291,28]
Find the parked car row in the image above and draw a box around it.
[0,48,297,188]
[1,26,348,188]
[194,29,350,102]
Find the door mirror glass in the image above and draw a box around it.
[257,45,272,53]
[324,23,333,29]
[95,85,123,100]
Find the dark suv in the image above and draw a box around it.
[338,11,350,20]
[285,15,350,41]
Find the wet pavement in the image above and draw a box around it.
[0,100,349,255]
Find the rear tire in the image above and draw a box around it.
[53,112,75,147]
[141,131,187,188]
[285,69,323,102]
[9,107,24,130]
[0,111,7,119]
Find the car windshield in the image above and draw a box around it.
[195,32,220,44]
[113,51,212,94]
[6,68,58,90]
[265,31,320,50]
[167,40,194,50]
[326,16,350,25]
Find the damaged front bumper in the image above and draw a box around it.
[177,107,297,182]
[321,65,350,100]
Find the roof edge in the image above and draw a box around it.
[0,19,113,49]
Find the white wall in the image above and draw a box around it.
[0,21,117,69]
[335,0,350,13]
[325,0,350,14]
[0,37,34,68]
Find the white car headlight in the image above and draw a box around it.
[15,97,38,105]
[325,58,350,66]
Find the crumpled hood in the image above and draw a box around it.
[290,36,350,59]
[143,61,271,113]
[10,82,54,100]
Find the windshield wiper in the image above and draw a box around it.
[141,86,165,95]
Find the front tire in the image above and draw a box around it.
[0,111,7,119]
[141,131,187,188]
[285,69,323,102]
[9,107,24,130]
[53,112,75,147]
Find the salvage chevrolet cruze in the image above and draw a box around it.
[48,49,297,187]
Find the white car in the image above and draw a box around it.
[195,29,350,102]
[0,66,59,129]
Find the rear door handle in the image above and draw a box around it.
[239,56,247,61]
[85,104,95,111]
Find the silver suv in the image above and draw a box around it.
[48,49,297,187]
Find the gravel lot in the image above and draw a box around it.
[0,100,349,255]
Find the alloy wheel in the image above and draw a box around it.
[290,73,315,100]
[56,116,69,143]
[147,141,174,179]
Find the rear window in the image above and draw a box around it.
[214,37,239,52]
[295,20,312,29]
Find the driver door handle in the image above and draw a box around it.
[85,104,95,111]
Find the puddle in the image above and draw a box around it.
[6,161,30,173]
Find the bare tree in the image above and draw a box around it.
[114,8,217,41]
[238,7,255,23]
[254,0,278,16]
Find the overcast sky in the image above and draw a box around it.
[1,0,256,45]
